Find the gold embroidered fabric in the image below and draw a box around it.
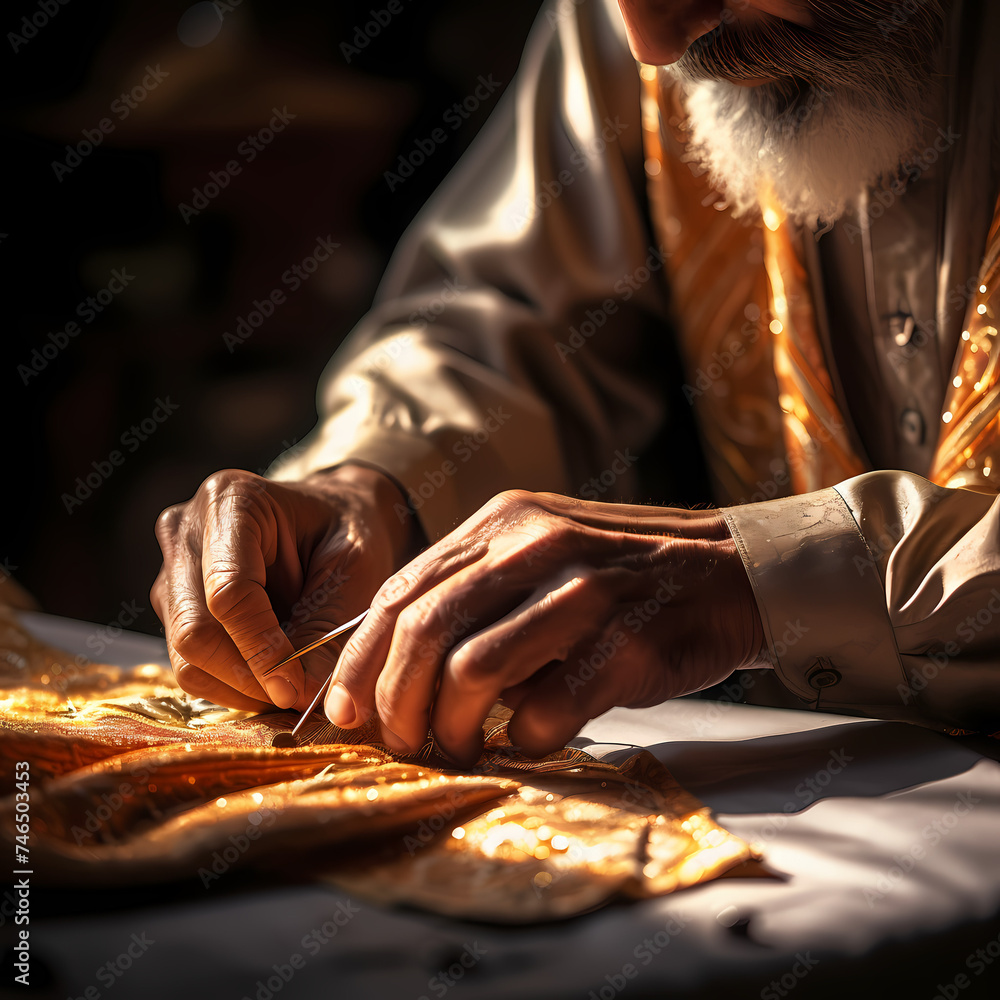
[0,609,757,922]
[641,66,1000,499]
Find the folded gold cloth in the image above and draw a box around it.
[0,609,758,921]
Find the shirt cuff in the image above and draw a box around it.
[721,488,907,710]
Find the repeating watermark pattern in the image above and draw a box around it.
[178,107,297,223]
[416,942,488,1000]
[896,588,1000,706]
[198,803,282,887]
[51,66,171,181]
[407,277,468,329]
[586,913,689,1000]
[61,397,181,513]
[759,953,820,999]
[843,126,961,243]
[506,115,630,229]
[402,787,476,856]
[65,933,155,1000]
[564,577,683,696]
[683,304,767,402]
[556,247,668,362]
[177,0,243,48]
[733,416,847,506]
[392,406,513,522]
[863,790,981,907]
[932,926,1000,999]
[237,902,360,1000]
[223,236,340,352]
[340,1,413,63]
[578,449,637,500]
[18,268,136,385]
[385,75,503,192]
[8,0,72,52]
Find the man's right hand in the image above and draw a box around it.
[150,465,417,713]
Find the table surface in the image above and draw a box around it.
[10,611,1000,1000]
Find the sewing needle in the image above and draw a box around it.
[265,609,369,748]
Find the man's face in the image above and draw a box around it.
[617,1,949,225]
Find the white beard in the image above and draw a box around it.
[666,5,946,227]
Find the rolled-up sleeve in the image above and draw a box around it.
[724,471,1000,735]
[269,0,674,543]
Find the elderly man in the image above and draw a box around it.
[152,0,1000,764]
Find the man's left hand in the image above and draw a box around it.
[325,490,766,763]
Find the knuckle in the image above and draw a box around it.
[447,642,491,689]
[203,568,243,617]
[374,568,420,611]
[154,504,185,546]
[169,616,219,661]
[201,468,251,495]
[488,488,535,515]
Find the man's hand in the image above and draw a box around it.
[326,490,766,763]
[151,465,417,713]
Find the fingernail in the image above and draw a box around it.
[266,675,297,709]
[325,682,357,727]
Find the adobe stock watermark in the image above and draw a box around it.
[385,75,503,192]
[760,953,820,999]
[407,277,468,329]
[416,942,488,1000]
[51,66,170,181]
[238,902,360,1000]
[586,913,689,1000]
[896,588,1000,706]
[392,406,512,522]
[177,0,243,48]
[844,125,960,243]
[564,577,683,696]
[178,107,297,223]
[61,397,181,513]
[8,0,72,53]
[579,448,637,500]
[733,416,847,506]
[506,115,630,229]
[682,303,768,403]
[402,786,477,856]
[933,925,1000,999]
[862,790,981,907]
[199,803,282,887]
[18,267,136,384]
[340,0,413,63]
[555,246,668,362]
[66,933,155,1000]
[345,333,415,395]
[223,235,339,352]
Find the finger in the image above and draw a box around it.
[508,625,647,756]
[277,558,361,713]
[325,538,490,728]
[201,490,304,708]
[172,659,272,713]
[152,562,273,705]
[353,530,567,748]
[429,572,612,763]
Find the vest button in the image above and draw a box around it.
[807,662,842,690]
[900,408,925,446]
[889,312,917,347]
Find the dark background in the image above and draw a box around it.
[1,0,542,637]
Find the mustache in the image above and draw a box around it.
[673,1,946,89]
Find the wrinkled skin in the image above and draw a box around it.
[326,491,765,764]
[150,465,416,713]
